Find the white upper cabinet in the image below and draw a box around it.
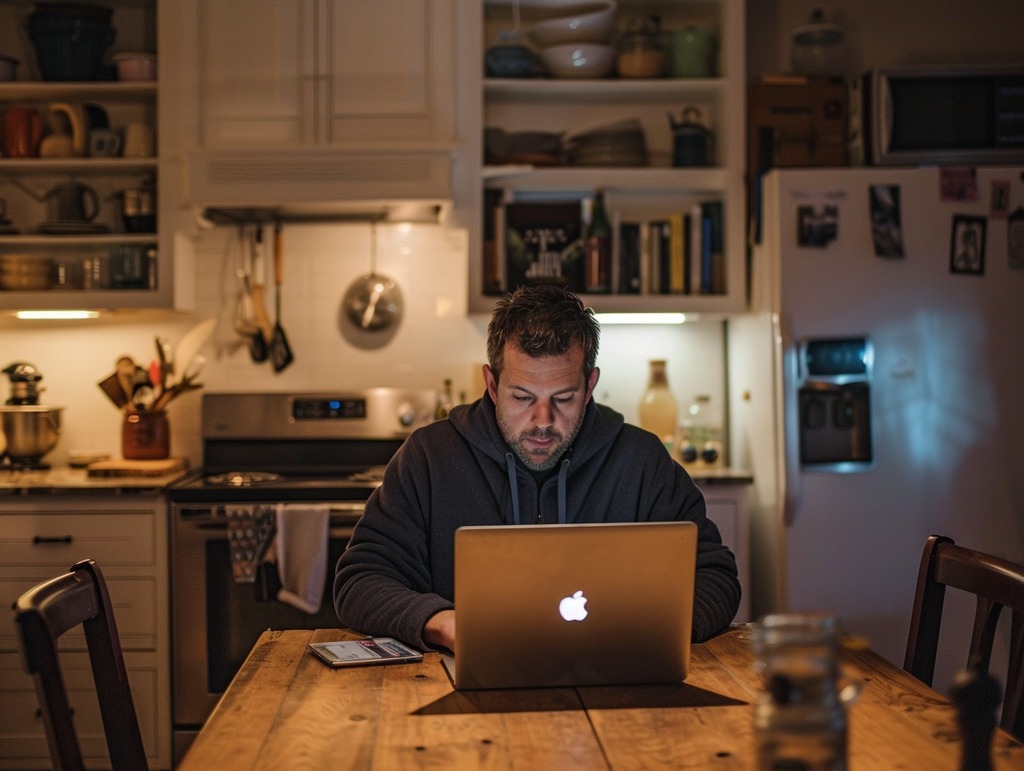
[165,0,458,206]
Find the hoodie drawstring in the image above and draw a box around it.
[556,457,569,524]
[505,452,521,526]
[505,452,571,525]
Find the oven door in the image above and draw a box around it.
[171,502,359,762]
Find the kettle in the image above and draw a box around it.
[668,107,713,167]
[38,102,88,158]
[43,181,100,222]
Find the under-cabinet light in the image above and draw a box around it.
[595,313,688,325]
[15,310,101,320]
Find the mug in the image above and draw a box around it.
[670,27,717,78]
[2,105,44,158]
[122,121,154,157]
[89,128,122,157]
[45,181,100,222]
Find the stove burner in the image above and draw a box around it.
[205,471,284,487]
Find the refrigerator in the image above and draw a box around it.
[728,166,1024,692]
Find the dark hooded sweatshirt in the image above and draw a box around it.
[334,393,740,650]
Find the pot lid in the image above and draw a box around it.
[792,9,843,46]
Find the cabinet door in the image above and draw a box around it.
[197,0,313,145]
[322,0,455,142]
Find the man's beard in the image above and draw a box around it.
[497,409,586,471]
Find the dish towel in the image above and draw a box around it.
[274,503,330,613]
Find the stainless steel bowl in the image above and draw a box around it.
[0,406,63,462]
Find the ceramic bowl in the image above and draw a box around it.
[113,52,156,82]
[539,43,615,79]
[485,45,543,78]
[529,3,618,47]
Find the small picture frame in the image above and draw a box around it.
[950,215,986,275]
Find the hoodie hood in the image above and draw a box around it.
[447,393,626,525]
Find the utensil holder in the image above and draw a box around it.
[122,410,169,459]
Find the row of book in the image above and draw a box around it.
[482,191,726,297]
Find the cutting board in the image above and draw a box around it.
[87,457,189,477]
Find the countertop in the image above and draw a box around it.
[686,466,753,484]
[0,464,192,496]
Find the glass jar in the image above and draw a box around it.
[122,410,170,460]
[616,16,666,78]
[638,360,678,452]
[753,614,859,771]
[680,394,722,466]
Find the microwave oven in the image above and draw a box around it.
[855,64,1024,166]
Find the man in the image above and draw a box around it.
[335,285,740,652]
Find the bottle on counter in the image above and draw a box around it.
[583,190,612,293]
[434,378,454,420]
[638,360,678,453]
[680,394,722,466]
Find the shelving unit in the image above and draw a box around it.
[466,0,747,315]
[0,1,170,312]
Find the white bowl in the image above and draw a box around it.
[113,52,156,82]
[529,3,618,47]
[539,43,615,79]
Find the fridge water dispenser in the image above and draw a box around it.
[797,337,873,470]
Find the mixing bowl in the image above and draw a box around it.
[539,43,615,79]
[528,3,618,47]
[0,406,63,463]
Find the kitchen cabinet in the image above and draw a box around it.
[465,0,747,314]
[0,1,176,311]
[0,495,171,770]
[167,0,458,205]
[696,479,751,623]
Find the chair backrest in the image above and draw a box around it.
[904,534,1024,740]
[12,559,148,771]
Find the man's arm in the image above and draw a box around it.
[422,609,456,653]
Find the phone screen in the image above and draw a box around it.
[308,638,423,667]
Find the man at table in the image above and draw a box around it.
[334,284,740,652]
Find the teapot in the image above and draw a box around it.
[38,102,88,158]
[44,181,99,223]
[668,107,713,167]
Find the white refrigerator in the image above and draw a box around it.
[728,166,1024,691]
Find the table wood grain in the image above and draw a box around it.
[178,625,1024,770]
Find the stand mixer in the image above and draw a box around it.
[0,362,63,469]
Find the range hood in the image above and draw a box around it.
[183,143,456,220]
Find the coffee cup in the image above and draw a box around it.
[122,121,154,157]
[670,27,717,78]
[89,128,122,157]
[2,105,44,158]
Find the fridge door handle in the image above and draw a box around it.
[775,314,801,526]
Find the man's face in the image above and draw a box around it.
[484,343,599,471]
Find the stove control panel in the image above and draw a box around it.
[293,398,367,420]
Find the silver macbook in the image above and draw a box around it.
[445,521,697,690]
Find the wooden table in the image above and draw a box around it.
[178,626,1024,770]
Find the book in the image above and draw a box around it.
[482,188,504,295]
[701,200,725,294]
[617,221,642,294]
[503,201,584,292]
[668,212,686,294]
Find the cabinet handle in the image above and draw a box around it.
[32,535,73,545]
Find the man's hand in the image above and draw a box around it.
[423,609,455,653]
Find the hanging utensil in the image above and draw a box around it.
[269,221,294,372]
[249,226,273,362]
[343,222,403,332]
[233,225,257,338]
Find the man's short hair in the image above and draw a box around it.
[486,285,600,382]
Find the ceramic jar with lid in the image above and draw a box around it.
[616,16,666,78]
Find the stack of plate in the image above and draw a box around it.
[0,254,52,290]
[564,118,648,167]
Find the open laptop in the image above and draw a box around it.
[444,521,697,690]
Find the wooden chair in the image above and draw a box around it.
[12,559,148,771]
[904,534,1024,740]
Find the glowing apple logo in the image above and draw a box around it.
[558,590,589,622]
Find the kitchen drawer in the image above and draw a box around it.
[1,576,158,653]
[0,513,155,568]
[0,651,160,769]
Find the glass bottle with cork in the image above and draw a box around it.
[583,190,612,293]
[638,359,678,453]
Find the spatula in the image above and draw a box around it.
[270,222,294,372]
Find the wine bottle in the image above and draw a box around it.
[584,191,612,293]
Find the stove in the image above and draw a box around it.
[167,388,436,762]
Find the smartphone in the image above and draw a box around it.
[308,638,423,668]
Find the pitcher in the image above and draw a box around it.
[44,182,100,222]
